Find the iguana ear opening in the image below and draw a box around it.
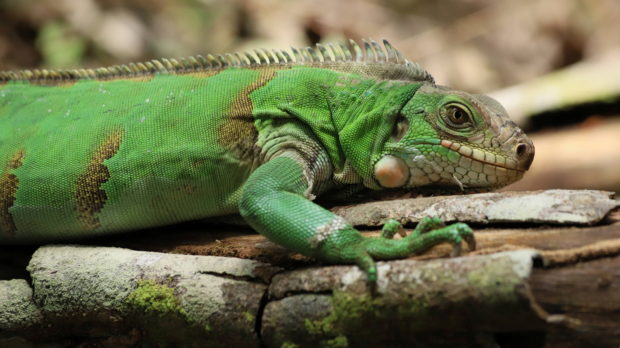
[374,155,409,188]
[391,115,410,142]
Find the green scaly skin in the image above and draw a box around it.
[0,40,534,281]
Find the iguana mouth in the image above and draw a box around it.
[439,139,523,172]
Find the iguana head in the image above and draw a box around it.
[373,83,534,191]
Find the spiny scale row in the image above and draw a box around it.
[0,39,425,82]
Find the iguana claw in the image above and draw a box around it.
[414,216,446,235]
[381,219,405,239]
[464,233,476,251]
[443,222,476,256]
[450,242,462,257]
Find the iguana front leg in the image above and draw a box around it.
[239,154,475,281]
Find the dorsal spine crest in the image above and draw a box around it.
[0,39,434,84]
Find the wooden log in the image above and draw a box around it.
[530,254,620,348]
[1,190,619,347]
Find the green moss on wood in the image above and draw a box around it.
[244,311,256,324]
[323,335,349,348]
[302,289,435,346]
[125,279,187,318]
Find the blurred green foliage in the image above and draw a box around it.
[37,21,86,68]
[1,0,619,92]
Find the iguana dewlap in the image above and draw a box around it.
[0,40,533,280]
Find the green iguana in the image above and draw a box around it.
[0,39,534,281]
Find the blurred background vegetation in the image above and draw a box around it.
[1,0,619,193]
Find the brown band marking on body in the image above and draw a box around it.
[218,68,279,160]
[0,149,25,236]
[75,131,123,230]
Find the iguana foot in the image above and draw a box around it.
[407,219,476,256]
[381,217,446,239]
[346,217,475,282]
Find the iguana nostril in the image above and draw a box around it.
[516,142,534,170]
[516,143,527,158]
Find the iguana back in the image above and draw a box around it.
[0,40,426,241]
[0,60,272,240]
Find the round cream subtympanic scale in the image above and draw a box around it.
[373,155,409,188]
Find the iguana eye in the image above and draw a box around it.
[444,104,472,128]
[391,115,409,141]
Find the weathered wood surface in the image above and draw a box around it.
[331,189,618,226]
[1,189,619,347]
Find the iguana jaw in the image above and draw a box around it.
[373,135,534,190]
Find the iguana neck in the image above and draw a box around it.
[249,66,424,186]
[329,78,423,188]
